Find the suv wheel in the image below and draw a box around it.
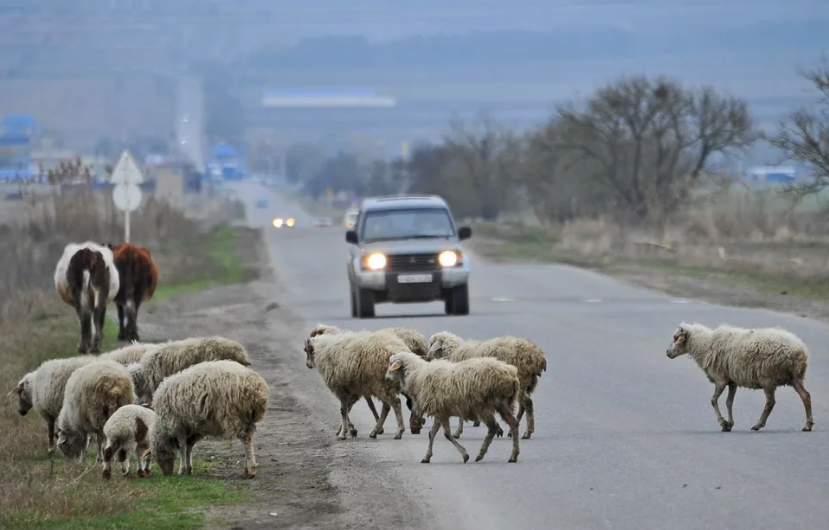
[350,288,358,317]
[448,284,469,315]
[356,288,375,318]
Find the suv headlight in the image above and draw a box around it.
[363,252,386,270]
[438,250,460,267]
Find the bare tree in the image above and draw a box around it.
[553,75,754,219]
[766,55,829,197]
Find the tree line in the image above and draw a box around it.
[284,56,829,224]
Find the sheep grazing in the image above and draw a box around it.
[128,336,251,404]
[54,241,121,353]
[304,329,409,440]
[666,322,814,432]
[56,360,135,463]
[102,404,157,479]
[143,360,269,478]
[100,342,161,365]
[309,323,429,434]
[428,331,547,440]
[9,355,98,455]
[385,351,521,464]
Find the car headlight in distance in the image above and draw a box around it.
[438,250,459,267]
[286,217,295,227]
[273,218,283,228]
[365,252,386,270]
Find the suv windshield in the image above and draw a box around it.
[360,207,455,241]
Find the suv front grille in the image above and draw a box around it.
[386,253,439,272]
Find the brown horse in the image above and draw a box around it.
[106,242,158,342]
[55,242,119,353]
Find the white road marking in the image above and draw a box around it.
[584,299,602,303]
[670,299,690,304]
[491,297,515,302]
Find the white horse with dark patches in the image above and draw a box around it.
[54,242,120,353]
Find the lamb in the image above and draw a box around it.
[385,351,521,463]
[9,355,98,455]
[56,359,135,463]
[309,323,429,433]
[127,336,251,404]
[304,329,409,440]
[428,331,547,439]
[100,342,161,365]
[102,404,157,479]
[666,322,814,432]
[142,360,268,478]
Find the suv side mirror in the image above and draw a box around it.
[457,226,472,240]
[345,230,358,244]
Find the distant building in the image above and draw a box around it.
[744,166,797,183]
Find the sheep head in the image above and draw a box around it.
[666,324,691,359]
[304,338,316,369]
[9,375,33,416]
[56,425,86,460]
[309,324,341,338]
[147,429,177,476]
[427,331,461,360]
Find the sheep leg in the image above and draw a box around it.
[751,387,776,431]
[724,383,737,431]
[452,418,464,439]
[409,410,424,435]
[102,442,114,479]
[136,446,149,477]
[496,402,520,463]
[440,416,469,463]
[710,381,729,431]
[241,429,256,478]
[475,412,500,462]
[793,379,814,432]
[365,397,384,435]
[95,434,105,463]
[421,419,442,463]
[337,396,358,440]
[185,434,202,474]
[118,448,131,477]
[520,396,535,439]
[390,396,405,439]
[336,402,359,436]
[177,435,188,474]
[46,418,56,456]
[370,401,392,439]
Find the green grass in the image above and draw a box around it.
[150,225,250,301]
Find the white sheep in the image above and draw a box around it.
[666,322,814,432]
[128,336,251,404]
[385,351,521,463]
[304,329,408,440]
[102,404,157,479]
[9,355,98,455]
[100,342,161,365]
[428,331,547,439]
[56,359,135,463]
[143,360,269,478]
[309,323,429,434]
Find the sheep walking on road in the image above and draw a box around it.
[309,323,429,434]
[666,322,814,432]
[304,330,409,441]
[385,351,521,464]
[428,331,547,439]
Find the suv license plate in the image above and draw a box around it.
[397,274,432,284]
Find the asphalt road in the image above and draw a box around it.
[232,181,829,530]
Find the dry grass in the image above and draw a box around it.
[472,182,829,300]
[0,184,254,529]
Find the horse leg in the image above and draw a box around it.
[116,304,126,341]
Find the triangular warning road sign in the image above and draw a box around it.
[110,150,145,185]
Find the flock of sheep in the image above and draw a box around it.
[11,337,267,479]
[4,241,818,479]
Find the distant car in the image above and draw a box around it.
[345,195,472,318]
[256,198,268,208]
[313,217,333,227]
[272,216,295,228]
[343,208,359,229]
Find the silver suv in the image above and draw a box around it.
[345,195,472,318]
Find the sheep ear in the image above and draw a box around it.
[304,337,312,354]
[141,448,152,459]
[388,359,403,371]
[428,341,441,354]
[7,383,23,397]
